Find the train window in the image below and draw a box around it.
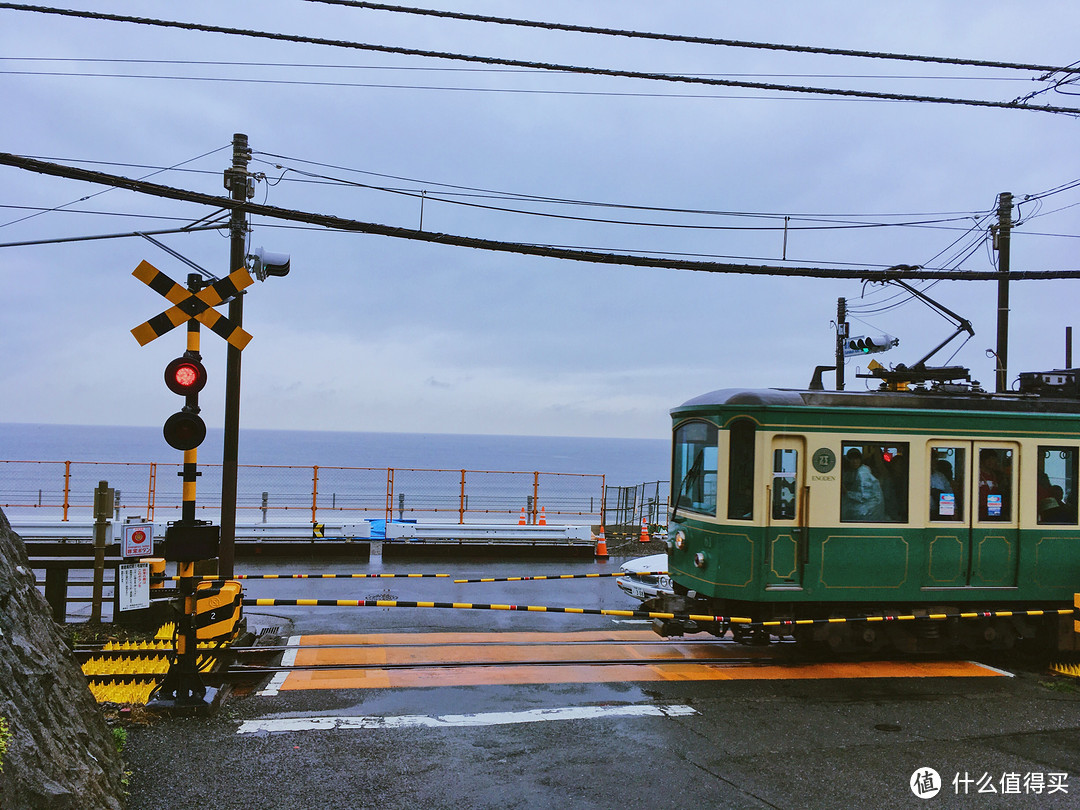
[727,419,756,520]
[1037,447,1078,525]
[771,448,797,521]
[672,421,718,516]
[840,442,909,523]
[977,448,1012,521]
[930,447,966,522]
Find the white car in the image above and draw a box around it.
[616,553,673,601]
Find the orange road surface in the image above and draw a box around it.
[269,631,1010,692]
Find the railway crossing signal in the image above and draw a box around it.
[843,334,898,357]
[163,353,208,451]
[130,260,254,350]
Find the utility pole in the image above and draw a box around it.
[994,191,1013,393]
[835,297,847,391]
[219,133,252,578]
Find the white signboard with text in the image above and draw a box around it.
[118,563,150,612]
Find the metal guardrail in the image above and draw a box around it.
[383,522,592,545]
[15,519,592,546]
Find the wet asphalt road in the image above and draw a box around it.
[120,552,1080,810]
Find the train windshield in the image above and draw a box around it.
[672,421,718,516]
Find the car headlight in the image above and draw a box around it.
[674,530,686,551]
[694,552,707,569]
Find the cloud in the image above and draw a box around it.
[1,2,1078,440]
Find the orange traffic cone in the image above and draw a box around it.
[518,507,527,525]
[594,526,608,558]
[538,507,547,526]
[639,517,650,543]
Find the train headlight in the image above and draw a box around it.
[674,530,686,550]
[694,552,707,569]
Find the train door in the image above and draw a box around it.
[926,441,1019,587]
[765,436,806,589]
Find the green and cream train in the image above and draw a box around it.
[656,377,1080,651]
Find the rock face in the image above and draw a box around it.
[0,507,126,809]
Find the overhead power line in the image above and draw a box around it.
[306,0,1080,76]
[2,151,1079,281]
[0,57,1047,82]
[0,4,1075,115]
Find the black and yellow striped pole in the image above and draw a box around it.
[154,278,215,705]
[176,316,202,700]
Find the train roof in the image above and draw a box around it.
[673,386,1080,416]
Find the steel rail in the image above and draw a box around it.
[226,638,754,653]
[223,656,769,674]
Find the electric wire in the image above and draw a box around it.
[0,144,228,229]
[253,151,994,222]
[253,160,982,234]
[11,149,1080,280]
[0,4,1075,115]
[0,56,1049,83]
[845,211,996,317]
[305,0,1080,76]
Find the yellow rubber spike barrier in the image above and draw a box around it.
[1051,662,1080,678]
[80,623,230,705]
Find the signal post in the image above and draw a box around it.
[158,303,216,704]
[132,264,252,709]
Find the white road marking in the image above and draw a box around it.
[969,660,1015,677]
[237,703,698,734]
[256,634,301,696]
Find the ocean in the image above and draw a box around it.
[0,423,670,524]
[0,423,669,484]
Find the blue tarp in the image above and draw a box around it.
[366,519,417,539]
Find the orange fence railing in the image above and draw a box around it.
[0,460,607,526]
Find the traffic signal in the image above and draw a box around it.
[844,334,898,357]
[163,353,207,451]
[248,246,290,281]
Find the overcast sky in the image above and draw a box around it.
[2,1,1078,440]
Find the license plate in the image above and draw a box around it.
[631,586,644,599]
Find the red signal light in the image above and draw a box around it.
[165,356,207,396]
[173,363,199,388]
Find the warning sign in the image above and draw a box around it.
[118,563,150,612]
[122,522,154,558]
